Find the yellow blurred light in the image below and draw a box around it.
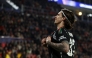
[78,12,82,16]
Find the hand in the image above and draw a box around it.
[46,36,51,44]
[41,38,46,46]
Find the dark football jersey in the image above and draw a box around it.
[48,28,75,58]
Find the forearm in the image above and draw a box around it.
[47,41,69,53]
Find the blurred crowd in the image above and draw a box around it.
[0,0,92,58]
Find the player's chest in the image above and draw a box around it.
[51,31,66,42]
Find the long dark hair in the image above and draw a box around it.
[61,9,75,29]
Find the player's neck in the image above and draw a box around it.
[57,21,64,30]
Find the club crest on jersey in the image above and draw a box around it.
[52,32,56,40]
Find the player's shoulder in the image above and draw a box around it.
[63,28,74,37]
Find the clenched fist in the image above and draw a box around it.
[46,36,51,44]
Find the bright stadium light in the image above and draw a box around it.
[78,11,82,16]
[80,3,92,9]
[6,0,19,10]
[87,14,92,17]
[48,0,92,10]
[54,0,58,2]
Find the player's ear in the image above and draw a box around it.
[62,17,66,20]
